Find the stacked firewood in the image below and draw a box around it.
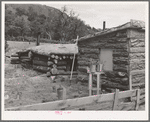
[32,54,77,76]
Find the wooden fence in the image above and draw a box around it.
[5,89,142,111]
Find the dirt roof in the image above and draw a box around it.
[78,19,145,42]
[21,44,78,56]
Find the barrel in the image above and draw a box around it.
[57,87,64,100]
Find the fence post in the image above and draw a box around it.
[113,89,119,110]
[89,73,92,96]
[135,89,140,110]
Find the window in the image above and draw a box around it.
[99,49,113,71]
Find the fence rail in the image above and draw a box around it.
[6,89,141,111]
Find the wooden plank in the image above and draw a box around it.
[89,73,92,96]
[97,74,100,95]
[5,90,137,111]
[113,89,119,110]
[135,89,140,110]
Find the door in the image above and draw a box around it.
[99,49,113,71]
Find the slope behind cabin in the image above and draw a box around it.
[77,19,145,93]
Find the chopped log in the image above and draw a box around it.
[48,57,51,60]
[130,47,145,53]
[55,55,59,59]
[51,55,55,58]
[33,65,48,72]
[33,60,48,66]
[129,53,145,59]
[63,56,66,59]
[54,59,58,64]
[46,72,51,77]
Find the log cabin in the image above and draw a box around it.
[77,19,145,99]
[17,44,78,76]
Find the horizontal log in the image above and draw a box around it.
[11,54,19,57]
[113,59,129,65]
[57,60,67,66]
[113,49,128,52]
[130,69,145,75]
[20,56,30,59]
[79,48,99,54]
[102,81,129,90]
[113,64,128,72]
[33,60,48,66]
[58,71,78,75]
[130,63,145,70]
[132,83,145,89]
[111,77,129,85]
[33,56,48,61]
[107,38,128,43]
[132,82,145,87]
[130,47,145,53]
[128,29,145,39]
[130,59,145,64]
[113,52,129,57]
[11,60,20,64]
[129,53,145,59]
[77,66,88,73]
[132,74,145,84]
[131,41,145,47]
[104,43,128,49]
[47,61,54,66]
[77,60,91,66]
[78,54,99,59]
[57,66,66,70]
[33,65,48,73]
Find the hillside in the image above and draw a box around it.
[5,4,99,42]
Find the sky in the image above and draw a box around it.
[41,2,148,29]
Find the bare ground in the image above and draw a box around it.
[5,41,89,108]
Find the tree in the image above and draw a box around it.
[14,15,31,41]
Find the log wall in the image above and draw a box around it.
[128,29,145,105]
[78,30,129,91]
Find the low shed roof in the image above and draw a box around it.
[78,19,145,42]
[18,44,78,56]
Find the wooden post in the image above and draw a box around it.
[97,74,100,95]
[113,89,119,110]
[89,73,92,96]
[129,74,133,101]
[135,89,140,110]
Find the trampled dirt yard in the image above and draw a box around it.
[4,41,89,108]
[4,41,145,110]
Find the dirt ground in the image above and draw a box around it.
[5,41,89,108]
[4,41,145,110]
